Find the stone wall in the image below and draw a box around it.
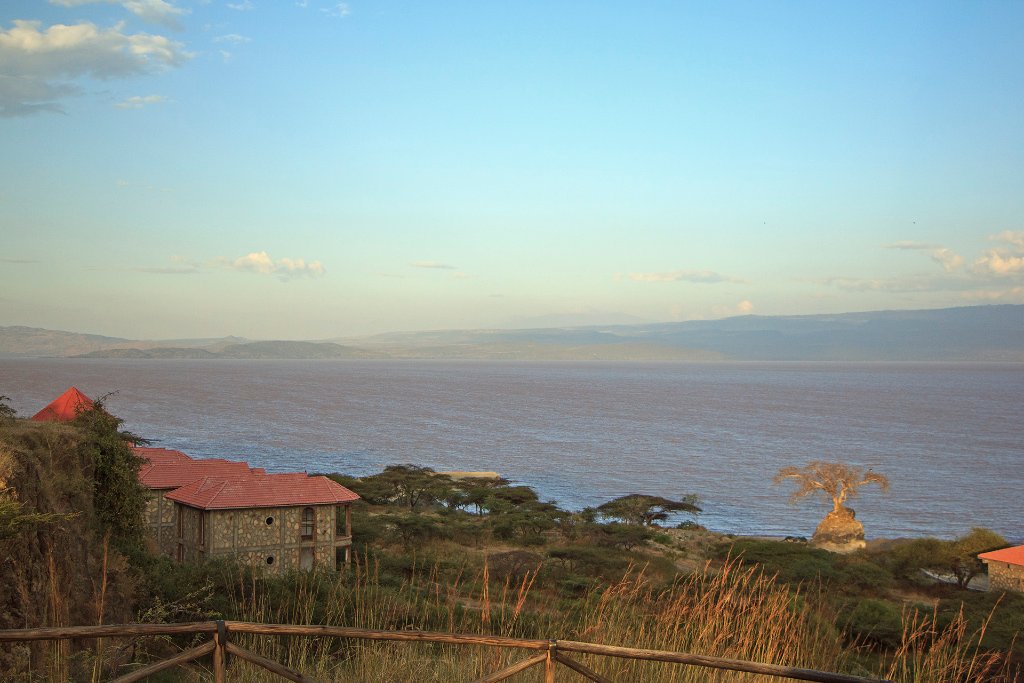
[987,561,1024,593]
[174,502,352,575]
[144,489,178,557]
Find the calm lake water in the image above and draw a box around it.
[2,359,1021,542]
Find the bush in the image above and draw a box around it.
[838,559,893,594]
[716,538,843,584]
[843,598,904,648]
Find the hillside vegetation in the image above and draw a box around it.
[0,407,1020,682]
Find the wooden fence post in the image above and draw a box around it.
[546,640,556,683]
[214,620,227,683]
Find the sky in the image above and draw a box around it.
[1,1,1023,340]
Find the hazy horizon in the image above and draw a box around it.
[2,2,1022,338]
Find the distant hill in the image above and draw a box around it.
[338,305,1024,362]
[75,347,221,359]
[0,325,132,358]
[217,341,385,360]
[3,305,1022,361]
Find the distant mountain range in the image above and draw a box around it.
[2,305,1022,361]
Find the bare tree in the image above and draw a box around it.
[774,461,889,514]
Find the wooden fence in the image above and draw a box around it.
[0,621,893,683]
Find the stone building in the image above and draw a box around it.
[979,545,1024,593]
[31,389,360,573]
[137,447,257,556]
[167,472,358,573]
[135,447,359,573]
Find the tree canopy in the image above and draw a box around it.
[358,464,455,511]
[0,396,16,422]
[596,494,701,526]
[774,461,889,513]
[73,398,149,550]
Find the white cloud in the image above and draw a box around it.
[991,230,1024,250]
[972,230,1024,277]
[627,269,742,284]
[227,0,254,10]
[321,2,351,18]
[214,33,251,44]
[122,0,189,30]
[233,251,275,274]
[49,0,189,30]
[229,251,326,279]
[884,240,963,272]
[411,261,456,270]
[0,19,189,116]
[974,251,1024,276]
[930,248,964,273]
[115,93,166,108]
[883,241,940,250]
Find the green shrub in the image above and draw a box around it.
[838,559,893,594]
[843,598,904,648]
[716,538,843,584]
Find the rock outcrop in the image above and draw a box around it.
[811,507,866,553]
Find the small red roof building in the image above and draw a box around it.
[31,387,94,422]
[979,545,1024,567]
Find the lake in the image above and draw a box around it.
[2,359,1021,541]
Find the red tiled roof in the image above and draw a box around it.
[138,456,254,490]
[133,447,193,464]
[31,387,94,422]
[979,545,1024,567]
[166,472,359,510]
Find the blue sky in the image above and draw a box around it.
[1,1,1022,340]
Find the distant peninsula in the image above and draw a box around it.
[2,304,1022,362]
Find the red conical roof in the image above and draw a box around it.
[31,387,94,422]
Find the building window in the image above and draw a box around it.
[176,507,183,539]
[336,504,350,537]
[265,516,274,526]
[266,555,274,565]
[301,507,315,540]
[198,513,205,546]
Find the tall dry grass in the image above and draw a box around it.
[883,604,1020,683]
[561,561,852,682]
[200,557,847,682]
[7,552,1018,681]
[208,555,1019,683]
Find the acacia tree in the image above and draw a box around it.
[0,395,16,422]
[773,461,889,515]
[596,494,701,527]
[943,527,1008,588]
[360,465,454,512]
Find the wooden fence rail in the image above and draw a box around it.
[0,621,892,683]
